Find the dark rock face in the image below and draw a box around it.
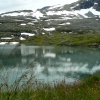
[72,0,100,11]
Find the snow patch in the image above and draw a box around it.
[20,37,26,40]
[46,10,77,16]
[25,18,33,20]
[94,3,98,5]
[9,42,19,45]
[1,37,12,39]
[43,28,55,31]
[59,22,71,25]
[66,22,71,25]
[0,42,19,45]
[33,11,43,19]
[21,32,35,36]
[0,42,8,45]
[27,22,34,25]
[75,7,100,18]
[1,12,33,17]
[46,10,81,19]
[15,19,23,21]
[20,23,26,26]
[42,32,45,35]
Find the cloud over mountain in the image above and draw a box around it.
[0,0,78,13]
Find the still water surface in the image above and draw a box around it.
[0,45,100,84]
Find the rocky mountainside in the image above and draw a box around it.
[0,0,100,43]
[71,0,100,11]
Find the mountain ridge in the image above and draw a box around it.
[1,0,100,19]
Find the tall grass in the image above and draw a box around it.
[0,73,100,100]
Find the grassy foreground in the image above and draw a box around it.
[21,32,100,47]
[0,74,100,100]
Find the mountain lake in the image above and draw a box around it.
[0,45,100,85]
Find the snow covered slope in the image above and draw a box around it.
[1,0,100,19]
[0,10,43,19]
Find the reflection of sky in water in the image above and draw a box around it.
[0,45,100,84]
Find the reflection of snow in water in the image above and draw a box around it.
[21,46,35,56]
[44,53,56,58]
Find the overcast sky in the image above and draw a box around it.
[0,0,79,13]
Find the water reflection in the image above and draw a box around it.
[0,45,100,84]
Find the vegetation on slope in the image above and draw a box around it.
[22,32,100,47]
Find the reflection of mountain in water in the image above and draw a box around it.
[20,46,100,79]
[0,45,21,67]
[0,45,100,83]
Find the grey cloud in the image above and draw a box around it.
[0,0,78,13]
